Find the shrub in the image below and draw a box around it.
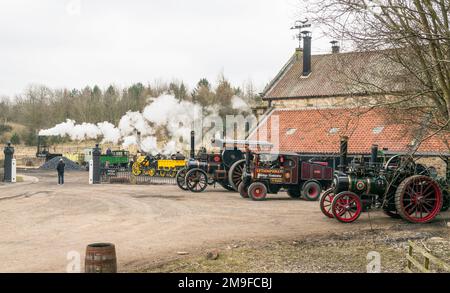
[10,133,21,145]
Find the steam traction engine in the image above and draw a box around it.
[320,137,449,223]
[132,153,186,177]
[238,148,334,201]
[176,131,272,193]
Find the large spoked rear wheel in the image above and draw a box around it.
[228,159,246,191]
[302,181,322,201]
[238,183,249,198]
[331,191,362,223]
[320,189,336,218]
[186,169,208,193]
[395,175,443,223]
[248,182,268,201]
[176,168,188,191]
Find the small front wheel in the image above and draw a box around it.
[248,182,268,201]
[186,169,208,193]
[132,162,142,176]
[331,191,362,223]
[320,189,335,218]
[176,168,188,191]
[238,183,249,199]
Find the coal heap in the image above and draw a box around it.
[40,156,82,171]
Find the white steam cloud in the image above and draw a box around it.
[39,94,251,155]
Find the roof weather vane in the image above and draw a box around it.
[291,18,311,49]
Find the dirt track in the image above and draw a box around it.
[0,170,448,272]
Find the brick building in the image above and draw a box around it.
[251,37,449,159]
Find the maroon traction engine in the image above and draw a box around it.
[238,149,334,201]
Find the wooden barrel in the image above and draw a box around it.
[85,243,117,273]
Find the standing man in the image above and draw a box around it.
[57,158,65,185]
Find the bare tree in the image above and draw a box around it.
[302,0,450,150]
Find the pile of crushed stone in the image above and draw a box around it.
[39,156,82,171]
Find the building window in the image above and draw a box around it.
[372,126,385,134]
[286,128,297,136]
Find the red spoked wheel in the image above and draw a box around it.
[320,189,336,218]
[248,182,268,201]
[331,191,362,223]
[395,175,443,223]
[302,181,322,201]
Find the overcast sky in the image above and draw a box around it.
[0,0,332,97]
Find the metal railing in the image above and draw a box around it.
[100,167,176,185]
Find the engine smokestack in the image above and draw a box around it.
[190,131,195,159]
[330,40,340,54]
[339,136,349,171]
[371,144,379,165]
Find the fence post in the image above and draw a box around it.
[407,243,413,272]
[11,159,16,183]
[92,144,101,184]
[89,160,94,184]
[3,142,14,183]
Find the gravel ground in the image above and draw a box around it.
[0,170,449,273]
[145,229,450,273]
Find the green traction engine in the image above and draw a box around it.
[320,137,449,224]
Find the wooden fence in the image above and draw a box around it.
[406,241,450,273]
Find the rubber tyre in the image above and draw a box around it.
[302,181,322,201]
[238,182,249,199]
[248,182,268,201]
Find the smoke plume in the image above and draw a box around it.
[39,94,251,154]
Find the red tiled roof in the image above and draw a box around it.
[263,50,413,100]
[249,108,449,155]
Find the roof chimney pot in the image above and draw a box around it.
[302,31,312,76]
[330,41,340,54]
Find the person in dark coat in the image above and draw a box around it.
[57,158,65,185]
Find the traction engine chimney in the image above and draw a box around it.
[190,131,195,159]
[371,144,379,165]
[339,136,349,171]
